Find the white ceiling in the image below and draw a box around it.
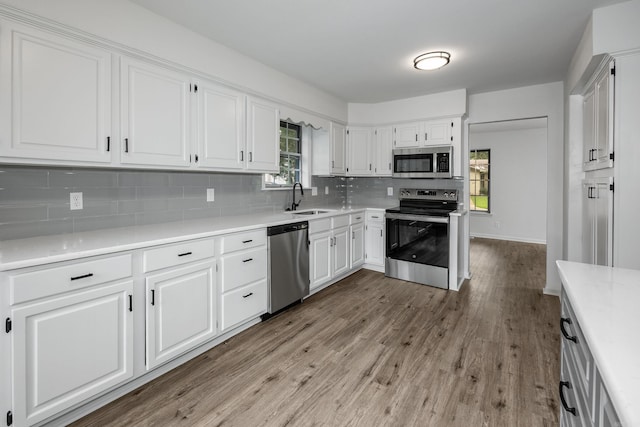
[131,0,625,103]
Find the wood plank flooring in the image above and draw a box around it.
[72,238,560,426]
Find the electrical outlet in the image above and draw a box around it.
[325,186,329,195]
[206,188,215,202]
[494,221,501,229]
[311,187,318,196]
[387,187,394,196]
[70,192,83,210]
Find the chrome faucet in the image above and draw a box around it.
[291,182,304,211]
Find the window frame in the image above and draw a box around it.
[469,148,490,213]
[263,121,305,190]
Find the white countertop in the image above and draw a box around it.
[0,207,367,272]
[556,260,640,427]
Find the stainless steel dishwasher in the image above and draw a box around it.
[266,221,310,315]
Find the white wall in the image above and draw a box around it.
[347,89,467,125]
[468,82,564,295]
[469,124,547,244]
[0,0,347,123]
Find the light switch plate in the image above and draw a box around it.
[207,188,215,202]
[387,187,394,196]
[70,192,83,210]
[311,187,318,196]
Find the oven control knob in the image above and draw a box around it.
[443,192,448,198]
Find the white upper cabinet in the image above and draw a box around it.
[374,127,393,176]
[393,121,422,148]
[393,119,454,148]
[120,57,191,168]
[331,122,347,175]
[196,80,245,170]
[423,120,451,145]
[246,96,279,172]
[347,127,373,176]
[0,20,112,164]
[583,60,614,171]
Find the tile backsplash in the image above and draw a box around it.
[0,166,463,241]
[0,166,340,241]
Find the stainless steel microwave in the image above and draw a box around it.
[392,146,453,178]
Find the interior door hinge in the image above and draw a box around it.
[6,410,12,426]
[609,152,614,161]
[5,318,10,333]
[610,183,614,192]
[194,84,198,93]
[346,130,350,135]
[611,66,616,76]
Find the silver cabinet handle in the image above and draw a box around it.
[240,150,244,161]
[249,151,253,162]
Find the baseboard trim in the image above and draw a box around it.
[543,287,561,297]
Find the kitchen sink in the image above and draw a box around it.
[291,209,332,215]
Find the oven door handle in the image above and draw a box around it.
[384,212,449,224]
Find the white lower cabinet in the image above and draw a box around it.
[145,261,216,369]
[582,177,613,266]
[9,275,133,426]
[217,229,268,331]
[364,210,385,269]
[309,230,332,289]
[350,214,365,269]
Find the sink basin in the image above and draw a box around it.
[291,209,330,215]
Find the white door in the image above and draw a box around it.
[393,122,421,148]
[374,127,393,176]
[11,281,133,426]
[332,226,350,277]
[347,127,372,176]
[121,57,191,167]
[146,261,216,369]
[0,23,112,163]
[331,122,347,175]
[246,96,279,172]
[594,62,614,168]
[197,80,245,170]
[350,223,365,268]
[365,222,385,266]
[310,231,332,289]
[423,120,451,145]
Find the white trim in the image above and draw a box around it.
[543,287,560,297]
[470,233,546,245]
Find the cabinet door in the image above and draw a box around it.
[393,122,421,148]
[374,127,393,176]
[582,90,595,169]
[246,96,279,172]
[197,80,245,170]
[347,127,372,176]
[331,122,347,175]
[146,261,216,369]
[120,58,191,167]
[582,182,596,264]
[350,223,365,268]
[365,222,385,266]
[310,231,332,289]
[593,180,613,267]
[594,62,614,168]
[333,226,350,277]
[0,22,112,163]
[11,281,133,426]
[423,120,450,145]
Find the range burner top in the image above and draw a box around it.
[386,188,459,217]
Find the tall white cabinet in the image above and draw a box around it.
[0,20,113,164]
[582,178,613,266]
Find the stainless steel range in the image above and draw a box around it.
[385,188,459,289]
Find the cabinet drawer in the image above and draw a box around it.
[10,254,132,305]
[220,247,267,293]
[561,292,595,405]
[366,210,384,222]
[220,280,267,331]
[560,345,591,426]
[219,229,266,254]
[309,218,331,234]
[350,212,364,225]
[332,214,349,229]
[143,239,214,273]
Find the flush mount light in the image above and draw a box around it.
[414,51,451,71]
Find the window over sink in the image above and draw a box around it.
[263,121,309,189]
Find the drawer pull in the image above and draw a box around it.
[242,239,253,244]
[242,292,253,298]
[356,216,362,220]
[178,252,192,257]
[242,258,253,263]
[559,381,577,416]
[560,318,577,343]
[70,273,93,281]
[371,215,379,219]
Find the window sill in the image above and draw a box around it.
[262,186,311,191]
[470,210,492,216]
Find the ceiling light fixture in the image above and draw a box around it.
[414,51,451,71]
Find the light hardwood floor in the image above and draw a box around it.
[73,238,560,426]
